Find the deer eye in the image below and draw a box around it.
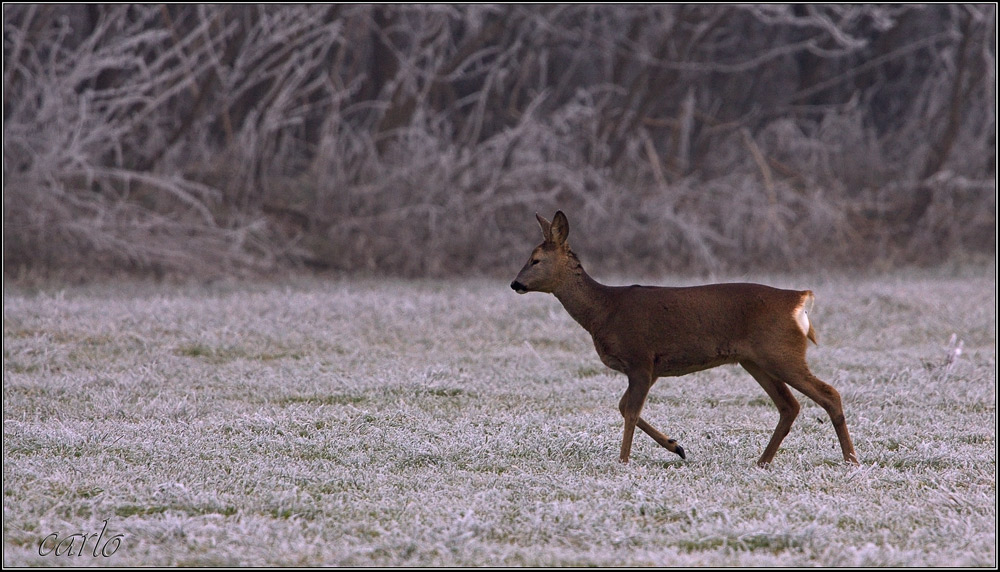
[531,259,540,266]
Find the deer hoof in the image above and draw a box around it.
[665,439,685,459]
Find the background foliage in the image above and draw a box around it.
[3,4,995,278]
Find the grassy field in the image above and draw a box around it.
[3,266,996,566]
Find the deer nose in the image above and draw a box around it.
[510,281,528,293]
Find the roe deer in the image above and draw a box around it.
[510,211,858,466]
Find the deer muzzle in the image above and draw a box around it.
[510,280,528,294]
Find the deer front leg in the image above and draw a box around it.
[618,370,653,464]
[636,417,686,460]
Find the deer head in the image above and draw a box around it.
[510,211,573,294]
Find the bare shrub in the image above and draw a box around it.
[3,5,298,278]
[3,5,994,279]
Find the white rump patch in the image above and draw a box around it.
[794,306,810,336]
[793,292,815,337]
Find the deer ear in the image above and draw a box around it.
[550,210,569,245]
[535,213,552,241]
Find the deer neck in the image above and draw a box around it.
[552,255,611,335]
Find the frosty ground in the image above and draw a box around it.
[3,267,995,566]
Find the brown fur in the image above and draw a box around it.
[511,211,858,466]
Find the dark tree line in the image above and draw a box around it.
[3,4,995,279]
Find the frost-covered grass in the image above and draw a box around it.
[3,267,996,566]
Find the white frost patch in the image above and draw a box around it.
[1,273,996,567]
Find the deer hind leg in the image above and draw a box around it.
[741,360,800,467]
[760,358,858,465]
